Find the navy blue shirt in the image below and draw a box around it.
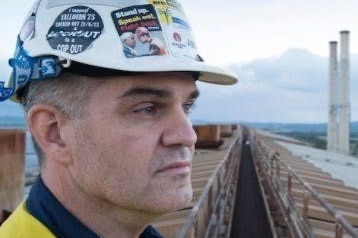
[26,176,164,238]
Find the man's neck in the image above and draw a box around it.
[41,169,161,238]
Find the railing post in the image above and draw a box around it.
[335,223,343,238]
[270,155,274,178]
[288,172,292,197]
[303,191,309,222]
[276,159,281,179]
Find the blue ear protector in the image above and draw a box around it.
[0,37,62,102]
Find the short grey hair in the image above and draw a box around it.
[18,72,102,164]
[19,72,101,118]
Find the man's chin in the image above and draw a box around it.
[156,187,193,213]
[170,186,193,210]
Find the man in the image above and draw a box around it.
[121,32,138,58]
[0,0,237,237]
[135,27,166,56]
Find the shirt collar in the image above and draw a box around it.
[26,176,163,238]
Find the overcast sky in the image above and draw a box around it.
[1,0,358,123]
[182,0,358,65]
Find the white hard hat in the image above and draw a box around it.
[0,0,238,102]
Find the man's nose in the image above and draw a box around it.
[161,110,197,147]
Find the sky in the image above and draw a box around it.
[1,0,358,123]
[181,0,358,65]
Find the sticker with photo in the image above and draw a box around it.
[111,4,168,58]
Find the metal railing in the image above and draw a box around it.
[176,130,242,238]
[250,130,358,238]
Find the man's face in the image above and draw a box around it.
[125,34,136,48]
[139,34,151,43]
[66,73,198,214]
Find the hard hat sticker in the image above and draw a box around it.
[112,4,168,58]
[19,16,36,43]
[19,0,41,43]
[46,6,104,55]
[148,0,198,60]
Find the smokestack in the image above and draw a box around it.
[327,41,338,151]
[338,30,350,154]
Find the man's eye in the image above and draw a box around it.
[133,106,157,115]
[133,103,158,115]
[183,101,196,114]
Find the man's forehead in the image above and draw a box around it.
[104,72,196,87]
[95,72,198,97]
[120,74,198,98]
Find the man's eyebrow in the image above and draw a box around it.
[190,89,200,100]
[119,86,172,99]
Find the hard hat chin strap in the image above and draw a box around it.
[0,82,13,101]
[0,37,62,102]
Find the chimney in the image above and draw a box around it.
[338,30,350,155]
[327,41,338,151]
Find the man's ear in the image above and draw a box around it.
[27,104,72,165]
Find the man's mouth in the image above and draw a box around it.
[156,161,191,175]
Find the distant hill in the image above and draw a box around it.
[192,119,358,134]
[244,121,358,134]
